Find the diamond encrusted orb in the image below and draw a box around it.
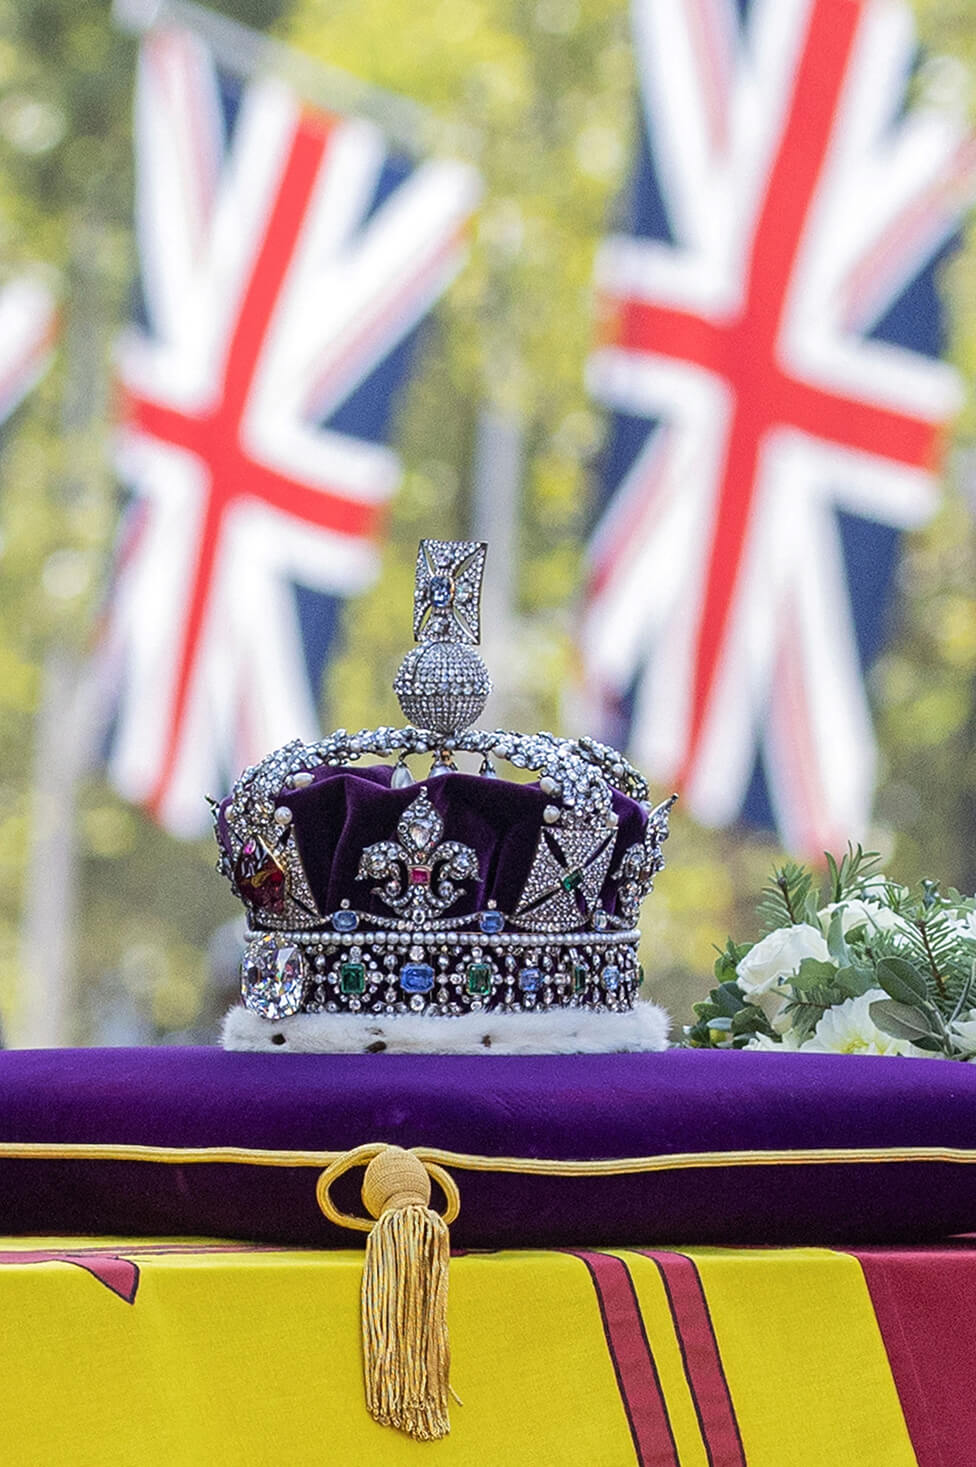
[393,539,491,738]
[394,641,490,734]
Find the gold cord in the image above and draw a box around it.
[2,1138,976,1175]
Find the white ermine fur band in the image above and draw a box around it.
[222,1001,670,1055]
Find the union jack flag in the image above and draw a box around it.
[583,0,976,857]
[0,276,58,427]
[102,27,480,836]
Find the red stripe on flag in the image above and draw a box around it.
[572,1250,680,1467]
[769,607,848,858]
[846,1244,976,1467]
[119,391,382,538]
[132,112,336,819]
[611,298,941,466]
[842,135,976,330]
[586,427,673,605]
[0,1240,292,1307]
[638,1252,746,1467]
[599,0,945,804]
[681,0,883,786]
[0,1249,141,1304]
[687,0,731,155]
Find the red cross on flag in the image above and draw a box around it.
[102,28,479,836]
[584,0,976,856]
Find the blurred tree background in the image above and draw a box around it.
[0,0,972,1044]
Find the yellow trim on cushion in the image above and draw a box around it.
[2,1138,976,1173]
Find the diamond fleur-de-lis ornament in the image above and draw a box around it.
[357,789,479,921]
[393,540,492,736]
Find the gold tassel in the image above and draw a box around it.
[360,1145,452,1441]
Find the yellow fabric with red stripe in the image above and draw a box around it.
[0,1238,916,1466]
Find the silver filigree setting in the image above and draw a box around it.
[412,539,487,644]
[613,795,676,925]
[241,920,642,1017]
[394,642,491,735]
[216,737,322,931]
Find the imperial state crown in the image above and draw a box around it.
[216,539,673,1053]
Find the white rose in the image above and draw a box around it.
[818,899,911,941]
[803,989,924,1057]
[736,924,832,1022]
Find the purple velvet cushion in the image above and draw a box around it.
[2,1047,976,1246]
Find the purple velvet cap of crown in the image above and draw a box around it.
[218,764,648,922]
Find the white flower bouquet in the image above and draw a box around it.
[685,849,976,1058]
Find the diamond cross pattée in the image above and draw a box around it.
[412,539,487,645]
[513,826,616,931]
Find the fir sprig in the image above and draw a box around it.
[825,845,882,903]
[758,862,815,931]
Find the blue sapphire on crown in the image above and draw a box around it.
[400,963,435,994]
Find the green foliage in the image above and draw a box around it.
[756,846,882,934]
[868,901,975,1004]
[683,850,976,1059]
[875,955,929,1006]
[868,998,942,1046]
[686,978,775,1050]
[713,938,752,983]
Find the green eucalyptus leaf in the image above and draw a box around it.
[826,909,851,965]
[692,981,747,1022]
[832,965,874,998]
[731,1006,772,1036]
[789,958,839,993]
[868,999,936,1043]
[876,957,930,1006]
[712,981,748,1017]
[713,941,750,983]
